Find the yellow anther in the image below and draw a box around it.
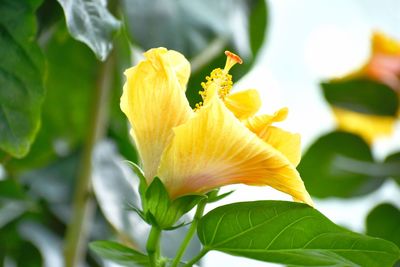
[194,51,243,111]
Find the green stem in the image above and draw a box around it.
[171,199,207,267]
[63,54,114,267]
[146,226,162,267]
[333,155,400,177]
[183,248,209,267]
[190,36,228,73]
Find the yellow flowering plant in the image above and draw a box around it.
[300,32,400,199]
[89,48,400,267]
[322,31,400,143]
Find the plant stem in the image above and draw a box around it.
[171,199,207,267]
[63,54,114,267]
[183,248,209,267]
[333,155,400,177]
[147,226,162,267]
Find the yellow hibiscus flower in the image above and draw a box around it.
[121,47,313,206]
[332,31,400,143]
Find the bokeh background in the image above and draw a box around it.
[204,0,400,266]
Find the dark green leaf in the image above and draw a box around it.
[6,22,97,171]
[90,241,149,267]
[298,131,384,198]
[198,201,400,267]
[0,0,45,157]
[322,78,399,116]
[0,219,43,267]
[0,179,26,200]
[18,221,63,266]
[57,0,121,60]
[248,0,268,55]
[366,203,400,248]
[385,151,400,185]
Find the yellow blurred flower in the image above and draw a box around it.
[332,31,400,143]
[121,47,313,206]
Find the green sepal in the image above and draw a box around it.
[144,177,206,229]
[125,161,148,205]
[206,189,234,203]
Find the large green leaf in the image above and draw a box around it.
[321,78,399,116]
[298,131,384,198]
[198,201,400,267]
[90,241,149,267]
[57,0,121,60]
[0,0,45,158]
[6,23,97,171]
[366,203,400,248]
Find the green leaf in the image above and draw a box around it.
[298,131,384,198]
[0,0,45,157]
[321,78,399,116]
[90,241,149,267]
[248,0,268,56]
[5,22,98,172]
[0,179,25,200]
[385,151,400,185]
[57,0,121,60]
[366,203,400,248]
[198,201,400,267]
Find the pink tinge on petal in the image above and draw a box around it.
[367,54,400,91]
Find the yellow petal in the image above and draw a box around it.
[372,31,400,55]
[259,126,301,166]
[244,107,288,133]
[224,89,262,120]
[121,48,193,181]
[157,96,313,206]
[332,107,396,144]
[244,108,301,166]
